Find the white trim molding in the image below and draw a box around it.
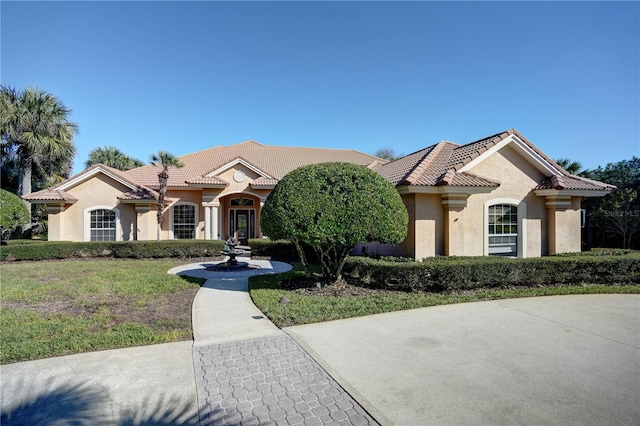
[460,134,560,177]
[60,167,138,192]
[170,201,200,240]
[483,198,527,258]
[206,158,273,179]
[84,206,121,242]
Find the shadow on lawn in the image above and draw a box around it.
[1,377,204,425]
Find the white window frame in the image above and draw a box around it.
[170,202,199,240]
[84,206,120,242]
[484,198,526,258]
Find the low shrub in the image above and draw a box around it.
[343,252,640,292]
[0,240,225,261]
[249,238,297,260]
[248,238,319,263]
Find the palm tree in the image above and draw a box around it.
[85,146,143,171]
[0,86,78,207]
[150,150,184,240]
[556,158,584,175]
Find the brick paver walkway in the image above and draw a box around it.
[193,335,378,426]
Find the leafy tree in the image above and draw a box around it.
[0,189,30,241]
[0,86,78,205]
[374,148,402,161]
[150,151,184,240]
[85,146,143,171]
[261,162,408,282]
[582,157,640,249]
[556,158,586,175]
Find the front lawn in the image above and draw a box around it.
[249,265,640,328]
[0,259,204,364]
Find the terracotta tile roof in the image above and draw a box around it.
[377,141,499,188]
[22,189,78,202]
[124,141,382,188]
[535,175,615,191]
[117,188,158,201]
[377,145,438,185]
[377,128,611,190]
[250,177,280,188]
[184,176,229,186]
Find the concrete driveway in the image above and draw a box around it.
[286,294,640,425]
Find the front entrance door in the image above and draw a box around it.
[229,209,255,245]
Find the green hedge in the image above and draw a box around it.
[248,238,320,263]
[249,238,297,260]
[344,252,640,292]
[0,240,225,261]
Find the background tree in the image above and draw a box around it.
[582,157,640,249]
[0,189,30,241]
[374,148,402,161]
[555,158,586,175]
[261,162,408,282]
[150,151,184,240]
[85,146,143,171]
[0,86,77,213]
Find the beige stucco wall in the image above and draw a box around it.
[548,197,582,254]
[443,144,550,257]
[162,189,204,240]
[413,193,444,259]
[58,175,137,242]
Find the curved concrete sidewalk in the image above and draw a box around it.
[169,257,292,346]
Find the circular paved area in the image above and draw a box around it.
[287,294,640,425]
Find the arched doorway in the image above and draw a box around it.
[227,196,257,245]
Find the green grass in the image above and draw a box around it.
[0,259,204,364]
[249,266,640,328]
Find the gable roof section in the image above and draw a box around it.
[379,140,499,188]
[124,140,382,188]
[379,129,612,192]
[24,163,158,203]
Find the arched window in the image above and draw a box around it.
[85,208,119,241]
[487,204,518,256]
[172,203,198,239]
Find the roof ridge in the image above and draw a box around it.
[404,142,450,185]
[449,130,512,171]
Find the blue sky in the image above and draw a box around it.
[2,1,638,175]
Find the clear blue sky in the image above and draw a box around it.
[2,1,638,175]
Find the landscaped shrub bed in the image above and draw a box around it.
[0,240,225,261]
[343,251,640,292]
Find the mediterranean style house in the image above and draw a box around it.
[24,129,614,259]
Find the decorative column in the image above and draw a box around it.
[212,203,220,240]
[441,194,469,256]
[545,195,577,255]
[204,206,211,240]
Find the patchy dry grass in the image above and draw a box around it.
[1,259,204,364]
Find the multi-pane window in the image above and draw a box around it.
[488,204,517,256]
[90,209,116,241]
[173,204,196,239]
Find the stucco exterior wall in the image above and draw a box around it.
[453,144,550,257]
[46,207,65,241]
[62,175,137,242]
[548,197,582,254]
[163,189,204,240]
[413,193,444,259]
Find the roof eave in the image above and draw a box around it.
[534,189,614,198]
[396,184,498,195]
